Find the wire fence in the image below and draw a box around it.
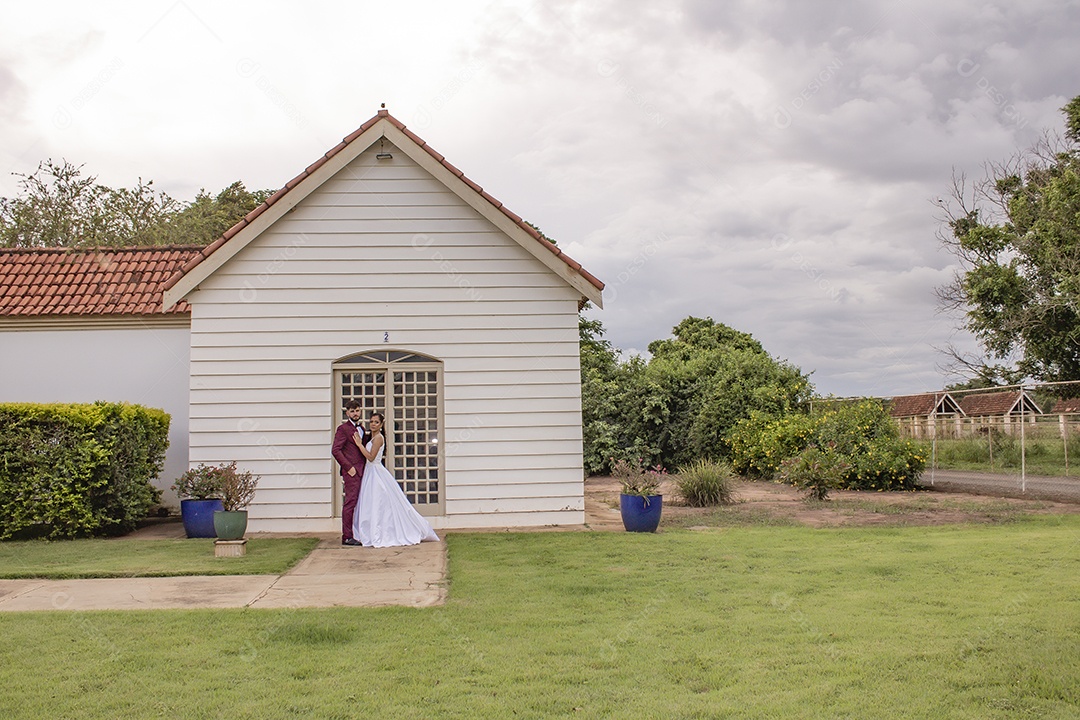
[885,380,1080,501]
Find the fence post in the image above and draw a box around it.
[929,393,938,486]
[1020,385,1026,493]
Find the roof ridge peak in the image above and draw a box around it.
[162,109,604,296]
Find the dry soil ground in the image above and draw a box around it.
[584,474,1080,531]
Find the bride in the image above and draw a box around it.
[350,412,439,547]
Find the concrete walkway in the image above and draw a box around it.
[0,524,447,612]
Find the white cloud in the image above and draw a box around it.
[0,0,1074,397]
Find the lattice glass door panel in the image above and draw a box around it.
[392,370,440,507]
[339,371,386,422]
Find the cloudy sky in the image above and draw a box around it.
[2,1,1077,397]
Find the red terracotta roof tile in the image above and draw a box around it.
[221,222,244,241]
[1051,398,1080,413]
[204,236,228,255]
[578,267,603,289]
[400,126,425,148]
[421,144,445,163]
[343,115,381,144]
[461,176,483,194]
[957,390,1041,416]
[0,246,203,317]
[888,392,963,417]
[179,255,203,274]
[305,156,330,176]
[440,160,465,178]
[242,203,265,224]
[265,187,289,206]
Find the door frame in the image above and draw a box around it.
[331,349,445,518]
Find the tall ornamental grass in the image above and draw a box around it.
[676,459,736,506]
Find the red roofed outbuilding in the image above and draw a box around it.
[1051,398,1080,414]
[956,390,1041,420]
[888,392,963,438]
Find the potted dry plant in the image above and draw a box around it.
[212,462,259,540]
[172,465,225,539]
[612,457,666,532]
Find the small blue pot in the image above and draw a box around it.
[619,493,663,533]
[180,498,224,538]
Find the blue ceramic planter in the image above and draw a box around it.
[619,493,663,533]
[180,498,224,538]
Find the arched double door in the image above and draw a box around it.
[333,350,443,517]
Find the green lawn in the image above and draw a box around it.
[0,537,319,579]
[2,520,1078,719]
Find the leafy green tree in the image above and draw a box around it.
[0,159,177,248]
[938,95,1080,384]
[582,316,811,472]
[0,159,272,248]
[639,317,812,466]
[579,309,656,474]
[164,181,273,246]
[580,311,621,474]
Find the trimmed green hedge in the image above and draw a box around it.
[0,402,169,539]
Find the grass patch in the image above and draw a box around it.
[927,433,1080,477]
[663,504,799,528]
[0,537,319,579]
[826,496,1049,520]
[3,519,1078,718]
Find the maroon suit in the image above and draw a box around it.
[332,420,368,541]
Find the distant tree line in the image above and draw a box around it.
[0,159,272,248]
[581,314,925,491]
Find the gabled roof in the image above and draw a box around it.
[163,109,604,309]
[0,246,201,317]
[888,392,963,418]
[1051,398,1080,414]
[958,390,1042,416]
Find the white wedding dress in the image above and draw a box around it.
[352,438,439,547]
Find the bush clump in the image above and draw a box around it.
[727,411,819,478]
[777,445,850,501]
[0,402,169,539]
[676,459,736,506]
[729,399,925,491]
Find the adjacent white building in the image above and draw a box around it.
[0,247,199,503]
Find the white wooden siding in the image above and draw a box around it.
[186,140,585,530]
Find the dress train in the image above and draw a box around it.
[351,439,439,548]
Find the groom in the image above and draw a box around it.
[332,400,368,546]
